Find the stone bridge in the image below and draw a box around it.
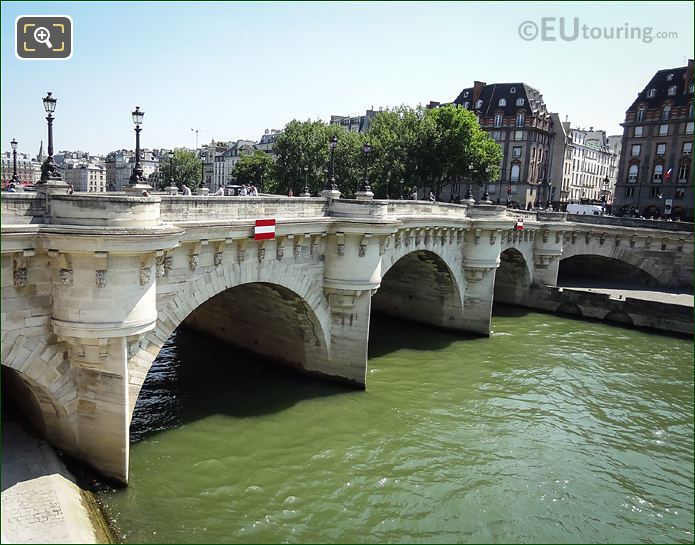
[1,192,692,484]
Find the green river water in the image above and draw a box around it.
[97,306,694,543]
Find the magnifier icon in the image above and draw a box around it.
[33,27,53,49]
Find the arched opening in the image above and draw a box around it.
[372,250,464,330]
[558,255,662,289]
[494,248,531,305]
[643,205,661,219]
[556,303,583,317]
[182,282,329,374]
[604,311,634,326]
[2,367,47,438]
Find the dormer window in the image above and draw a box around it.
[463,91,469,98]
[667,85,677,96]
[498,98,506,107]
[662,105,671,120]
[516,98,524,107]
[666,73,674,81]
[636,108,646,122]
[510,87,516,94]
[647,88,656,98]
[475,99,483,109]
[689,103,694,118]
[516,114,525,127]
[463,101,470,109]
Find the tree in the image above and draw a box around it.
[158,148,203,191]
[232,151,276,191]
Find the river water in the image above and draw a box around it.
[97,307,693,543]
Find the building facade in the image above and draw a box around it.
[105,149,160,191]
[212,140,255,192]
[452,81,556,208]
[613,60,694,220]
[566,128,618,205]
[329,109,377,134]
[63,162,107,192]
[1,152,41,185]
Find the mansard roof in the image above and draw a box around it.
[627,64,694,112]
[452,82,551,117]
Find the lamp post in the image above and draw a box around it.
[39,92,65,188]
[301,164,311,197]
[464,163,475,203]
[125,107,153,195]
[164,150,178,195]
[321,135,341,199]
[356,142,374,200]
[547,181,554,208]
[480,165,492,203]
[10,139,19,184]
[400,178,404,200]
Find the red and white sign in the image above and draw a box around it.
[515,217,524,231]
[254,219,276,240]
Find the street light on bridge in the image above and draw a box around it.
[325,135,338,193]
[39,92,63,184]
[355,142,374,200]
[481,165,492,203]
[10,139,19,184]
[125,106,153,195]
[464,163,474,202]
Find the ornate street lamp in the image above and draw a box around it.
[356,142,374,200]
[301,164,311,197]
[481,165,492,203]
[321,136,341,199]
[39,92,64,185]
[399,178,404,200]
[125,106,153,195]
[464,163,474,202]
[547,181,554,208]
[10,139,19,183]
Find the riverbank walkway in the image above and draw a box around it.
[558,280,694,308]
[1,406,111,544]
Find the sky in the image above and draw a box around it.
[1,1,693,156]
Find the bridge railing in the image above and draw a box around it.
[159,195,329,223]
[0,193,45,224]
[569,214,694,232]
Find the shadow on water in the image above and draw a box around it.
[367,312,482,359]
[131,326,355,443]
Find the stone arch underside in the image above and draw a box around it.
[494,248,532,305]
[558,254,663,288]
[372,249,466,331]
[128,262,331,420]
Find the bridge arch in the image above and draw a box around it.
[494,248,532,305]
[373,248,466,331]
[128,261,331,421]
[558,254,663,288]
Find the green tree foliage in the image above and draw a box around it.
[232,150,276,191]
[158,148,203,191]
[267,104,501,200]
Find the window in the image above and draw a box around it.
[634,126,644,137]
[463,101,470,109]
[631,144,641,157]
[516,98,524,107]
[498,98,506,107]
[624,187,635,197]
[516,114,524,127]
[683,142,692,155]
[514,130,524,141]
[647,89,656,98]
[661,105,671,120]
[667,85,677,96]
[463,91,469,98]
[666,73,674,81]
[510,164,520,182]
[649,187,662,198]
[686,121,694,134]
[656,143,666,156]
[653,164,663,182]
[678,164,689,182]
[512,146,522,158]
[689,103,694,118]
[492,131,501,140]
[475,99,483,109]
[659,124,669,136]
[627,164,638,183]
[636,108,646,122]
[675,188,686,199]
[510,87,516,94]
[494,114,502,127]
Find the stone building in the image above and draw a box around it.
[105,149,159,191]
[330,109,377,133]
[63,162,107,192]
[1,152,41,185]
[451,81,556,208]
[613,59,694,220]
[212,140,255,192]
[566,128,618,205]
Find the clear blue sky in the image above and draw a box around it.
[1,1,693,156]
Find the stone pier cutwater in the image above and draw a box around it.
[1,192,692,484]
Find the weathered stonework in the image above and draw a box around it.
[59,269,73,286]
[13,267,27,287]
[95,270,107,288]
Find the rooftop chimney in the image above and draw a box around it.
[472,81,486,104]
[684,59,694,95]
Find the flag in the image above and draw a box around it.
[254,219,276,240]
[664,167,673,181]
